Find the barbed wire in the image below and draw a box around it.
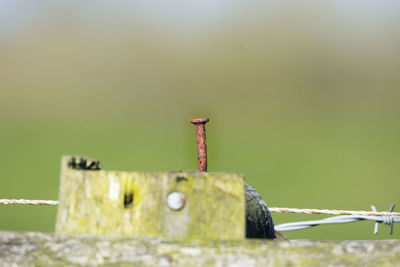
[275,214,398,234]
[273,204,398,234]
[1,199,399,216]
[0,199,398,235]
[269,206,400,217]
[0,199,58,205]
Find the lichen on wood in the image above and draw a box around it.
[56,156,245,240]
[1,231,399,266]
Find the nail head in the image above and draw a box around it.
[190,118,209,124]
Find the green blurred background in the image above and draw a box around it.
[0,1,399,240]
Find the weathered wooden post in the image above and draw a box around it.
[55,156,245,239]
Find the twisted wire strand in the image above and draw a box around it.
[269,207,400,217]
[0,199,58,205]
[274,214,400,232]
[1,199,399,217]
[1,199,398,234]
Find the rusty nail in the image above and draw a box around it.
[190,118,209,171]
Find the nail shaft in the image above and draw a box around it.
[190,118,209,171]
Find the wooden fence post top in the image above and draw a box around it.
[56,156,245,240]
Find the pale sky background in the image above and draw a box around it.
[1,1,400,37]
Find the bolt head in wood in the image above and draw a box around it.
[167,191,186,210]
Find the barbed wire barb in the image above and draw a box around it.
[274,204,398,235]
[269,206,400,217]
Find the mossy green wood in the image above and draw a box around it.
[3,232,400,266]
[55,156,245,240]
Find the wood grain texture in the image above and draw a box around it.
[1,232,399,266]
[56,156,245,240]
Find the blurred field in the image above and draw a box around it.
[0,1,399,240]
